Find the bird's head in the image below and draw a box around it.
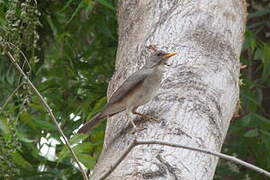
[144,46,177,68]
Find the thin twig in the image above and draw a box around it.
[7,42,31,71]
[6,51,88,180]
[99,139,270,180]
[1,83,23,111]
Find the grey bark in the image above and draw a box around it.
[92,0,247,179]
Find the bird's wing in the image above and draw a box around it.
[77,113,102,133]
[107,69,152,106]
[78,69,151,134]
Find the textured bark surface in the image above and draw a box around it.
[92,0,247,179]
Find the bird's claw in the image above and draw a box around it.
[131,126,146,134]
[142,114,160,122]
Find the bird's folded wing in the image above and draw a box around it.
[107,69,152,106]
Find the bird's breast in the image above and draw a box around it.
[127,69,163,107]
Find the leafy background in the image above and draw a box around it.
[0,0,269,179]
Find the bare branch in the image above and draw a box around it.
[7,42,31,72]
[99,139,270,180]
[6,51,88,180]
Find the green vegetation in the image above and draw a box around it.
[0,0,116,179]
[0,0,269,179]
[215,1,270,179]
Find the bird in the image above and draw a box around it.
[78,46,177,133]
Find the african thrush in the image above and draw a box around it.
[78,46,177,133]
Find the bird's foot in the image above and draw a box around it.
[129,118,145,133]
[131,126,146,134]
[140,114,160,121]
[132,110,160,121]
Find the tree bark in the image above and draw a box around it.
[92,0,247,179]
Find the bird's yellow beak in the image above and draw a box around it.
[163,52,177,58]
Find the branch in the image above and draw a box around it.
[7,42,31,71]
[99,139,270,180]
[6,52,88,180]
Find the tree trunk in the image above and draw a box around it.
[92,0,247,179]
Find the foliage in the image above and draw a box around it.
[0,0,117,179]
[0,0,269,179]
[215,0,270,179]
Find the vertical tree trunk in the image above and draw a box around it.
[92,0,247,179]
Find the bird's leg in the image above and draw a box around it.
[126,109,144,132]
[132,107,160,121]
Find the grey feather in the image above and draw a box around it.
[107,68,153,106]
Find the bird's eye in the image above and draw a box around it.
[157,52,163,56]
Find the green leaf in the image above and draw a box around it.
[58,0,75,13]
[242,30,256,53]
[240,114,252,127]
[95,0,115,10]
[58,142,94,161]
[65,2,84,24]
[87,96,107,120]
[74,142,94,153]
[254,48,262,60]
[57,148,69,163]
[98,22,115,40]
[12,152,32,169]
[69,133,89,144]
[248,8,270,19]
[77,154,96,169]
[46,15,57,37]
[32,119,57,131]
[17,132,36,143]
[243,94,259,112]
[260,130,270,137]
[244,129,259,138]
[262,44,270,81]
[253,113,270,126]
[0,16,5,27]
[20,111,36,129]
[0,115,10,134]
[250,39,257,53]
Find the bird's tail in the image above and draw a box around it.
[78,113,104,134]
